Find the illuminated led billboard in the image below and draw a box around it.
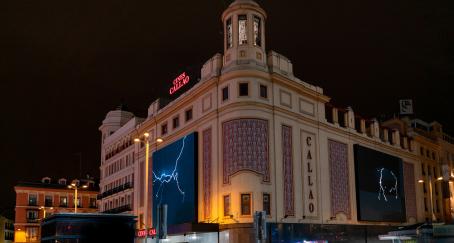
[152,132,198,226]
[354,145,406,222]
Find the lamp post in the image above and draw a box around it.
[68,183,88,213]
[134,132,163,241]
[39,206,53,219]
[135,132,150,230]
[418,176,443,223]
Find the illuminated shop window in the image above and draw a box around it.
[226,18,233,48]
[238,15,248,45]
[222,86,229,101]
[173,116,179,129]
[26,227,39,241]
[185,108,193,122]
[223,195,231,217]
[239,83,249,96]
[260,84,267,98]
[263,193,271,216]
[241,193,252,216]
[253,15,261,46]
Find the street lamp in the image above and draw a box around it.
[39,206,53,219]
[134,132,163,232]
[68,183,88,213]
[418,176,443,223]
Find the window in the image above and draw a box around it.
[28,194,37,206]
[26,227,39,241]
[239,83,249,96]
[60,196,68,207]
[226,18,233,48]
[422,164,426,175]
[161,123,168,135]
[172,116,180,129]
[76,196,81,207]
[222,86,229,101]
[238,15,248,45]
[420,147,424,156]
[45,195,53,207]
[223,195,231,217]
[253,15,262,46]
[185,108,193,122]
[432,152,436,160]
[260,84,268,98]
[263,193,271,216]
[26,210,38,220]
[241,193,252,216]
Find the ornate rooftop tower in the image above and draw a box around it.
[221,0,267,72]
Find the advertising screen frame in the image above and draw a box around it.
[354,144,406,222]
[152,132,198,226]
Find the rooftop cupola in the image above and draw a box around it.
[221,0,267,72]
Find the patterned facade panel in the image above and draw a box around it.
[282,125,295,216]
[222,119,270,184]
[328,140,351,219]
[403,162,417,220]
[203,128,212,219]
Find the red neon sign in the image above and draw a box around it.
[148,228,157,237]
[136,228,157,238]
[137,229,147,238]
[169,72,190,95]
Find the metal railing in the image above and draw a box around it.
[102,204,132,214]
[97,182,133,200]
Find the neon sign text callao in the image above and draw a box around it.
[169,72,190,95]
[136,228,156,238]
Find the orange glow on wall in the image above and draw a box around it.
[15,230,26,242]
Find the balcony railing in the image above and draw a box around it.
[102,204,132,214]
[27,218,40,223]
[97,182,133,200]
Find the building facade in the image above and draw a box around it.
[0,216,14,243]
[98,0,454,242]
[383,118,454,223]
[14,177,98,243]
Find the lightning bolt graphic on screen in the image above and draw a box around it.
[377,168,398,202]
[153,135,187,203]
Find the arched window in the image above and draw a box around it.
[238,15,248,45]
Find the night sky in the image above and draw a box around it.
[1,0,453,218]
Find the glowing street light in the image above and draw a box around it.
[418,176,444,223]
[134,131,164,229]
[39,206,53,218]
[68,183,88,213]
